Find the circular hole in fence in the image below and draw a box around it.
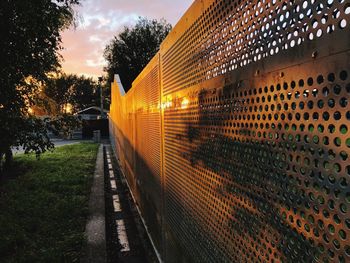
[309,32,314,40]
[333,84,342,95]
[340,124,348,134]
[317,75,324,84]
[334,137,341,147]
[340,97,348,107]
[328,98,335,107]
[340,203,347,213]
[346,138,350,148]
[334,111,341,120]
[323,111,330,121]
[339,19,347,29]
[340,70,348,80]
[328,73,336,82]
[340,151,348,161]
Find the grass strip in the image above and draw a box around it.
[0,142,99,263]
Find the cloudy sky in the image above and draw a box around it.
[60,0,193,79]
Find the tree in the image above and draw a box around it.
[104,17,172,91]
[44,74,76,113]
[69,75,99,112]
[33,84,62,116]
[0,0,80,172]
[44,74,99,114]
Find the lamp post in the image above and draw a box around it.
[98,76,104,118]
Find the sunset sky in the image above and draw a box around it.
[61,0,193,80]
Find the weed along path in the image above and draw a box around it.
[0,143,99,262]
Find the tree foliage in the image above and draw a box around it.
[44,74,99,114]
[104,17,172,91]
[0,0,80,172]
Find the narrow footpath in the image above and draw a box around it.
[104,145,158,263]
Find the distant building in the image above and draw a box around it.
[75,107,109,138]
[76,106,109,120]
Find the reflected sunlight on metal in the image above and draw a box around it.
[181,97,189,109]
[109,0,350,262]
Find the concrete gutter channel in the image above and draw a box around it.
[83,143,158,263]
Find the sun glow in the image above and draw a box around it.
[181,97,189,109]
[63,103,73,114]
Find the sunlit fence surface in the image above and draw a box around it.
[109,0,350,262]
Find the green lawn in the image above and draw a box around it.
[0,143,99,263]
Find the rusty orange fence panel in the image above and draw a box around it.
[109,0,350,262]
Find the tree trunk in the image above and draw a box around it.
[0,151,3,176]
[4,147,13,169]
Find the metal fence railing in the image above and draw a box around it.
[109,0,350,262]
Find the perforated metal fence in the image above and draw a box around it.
[109,0,350,262]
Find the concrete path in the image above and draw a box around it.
[83,144,106,263]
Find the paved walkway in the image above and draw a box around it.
[83,144,106,263]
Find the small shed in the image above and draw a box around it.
[76,107,109,138]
